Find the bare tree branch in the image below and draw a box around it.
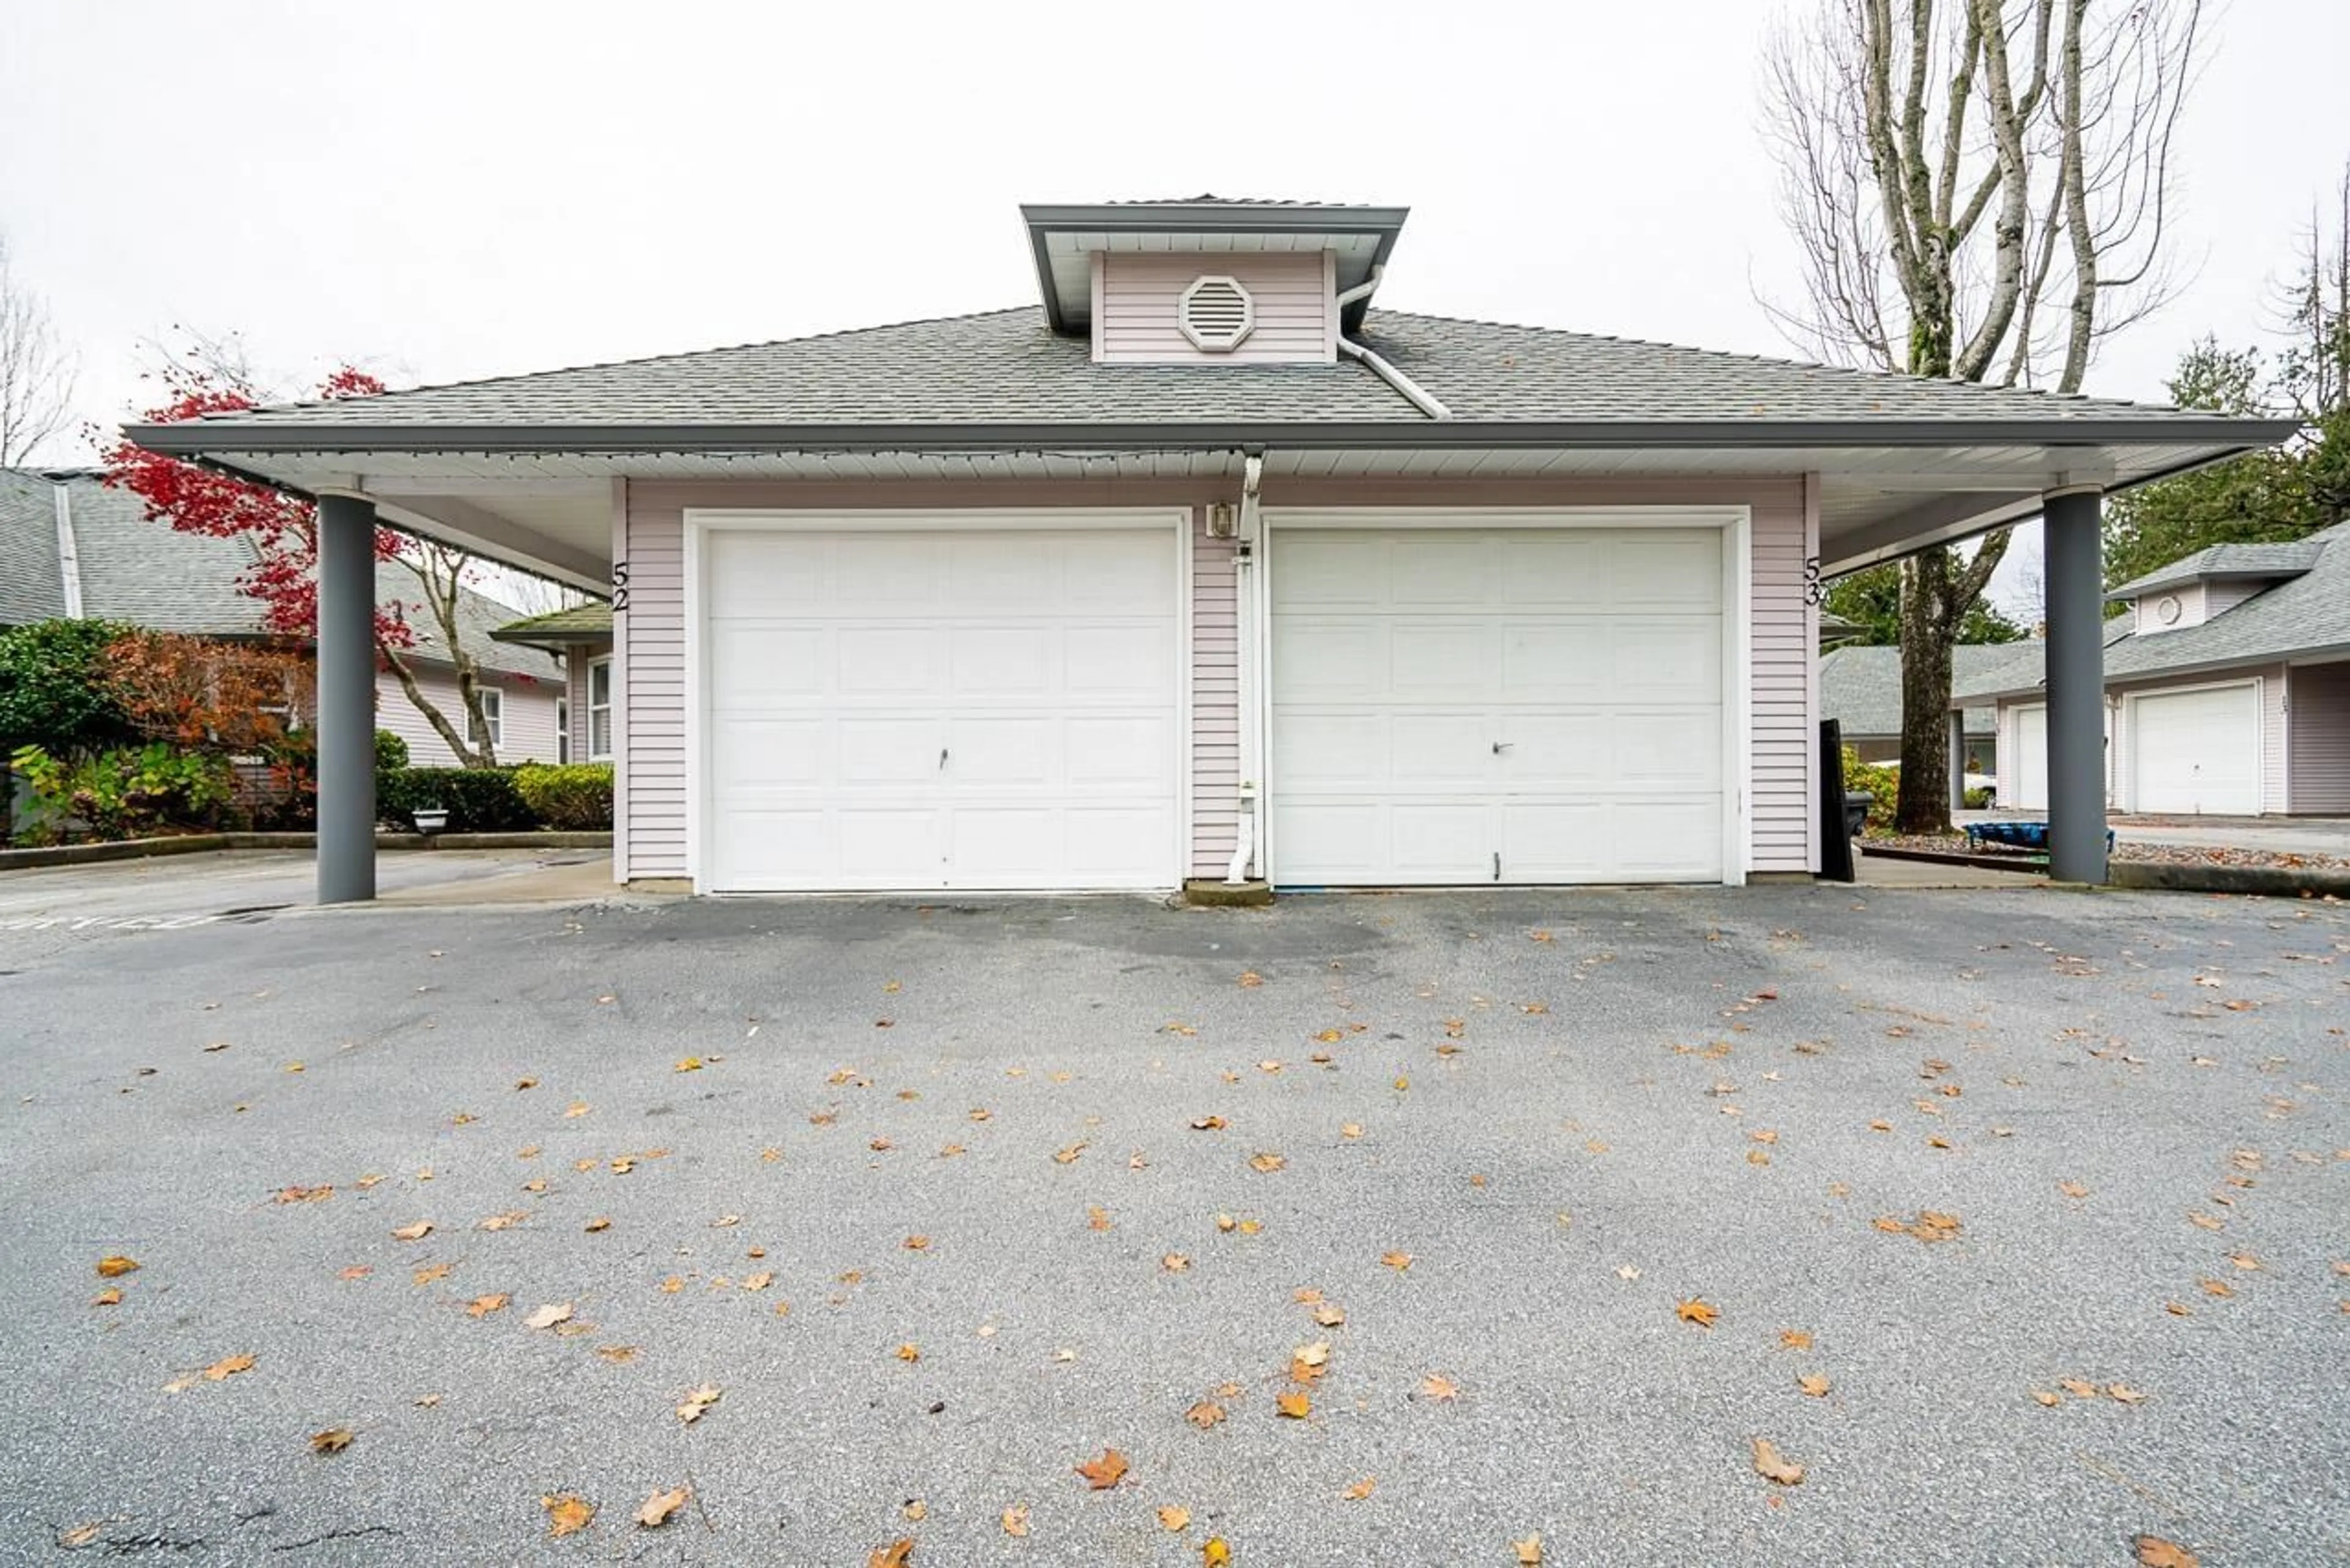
[0,235,77,465]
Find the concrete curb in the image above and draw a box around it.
[1865,842,2350,899]
[2108,859,2350,899]
[0,831,611,872]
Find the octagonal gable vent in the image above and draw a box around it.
[1178,275,1255,353]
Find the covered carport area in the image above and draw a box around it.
[122,410,2295,903]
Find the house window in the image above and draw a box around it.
[556,696,570,763]
[587,657,613,761]
[471,687,504,751]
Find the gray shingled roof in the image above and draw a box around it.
[489,602,612,646]
[0,471,558,681]
[172,307,2248,436]
[2103,540,2326,601]
[1819,644,2014,738]
[0,469,67,626]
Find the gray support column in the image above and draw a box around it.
[315,495,378,904]
[2042,486,2108,884]
[1948,707,1969,815]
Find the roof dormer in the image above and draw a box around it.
[2105,541,2323,634]
[1021,198,1409,367]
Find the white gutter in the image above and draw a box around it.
[1225,452,1265,884]
[1338,337,1451,420]
[51,479,84,619]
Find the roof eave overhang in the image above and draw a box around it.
[2103,568,2312,603]
[124,416,2297,459]
[487,625,613,650]
[1019,204,1412,335]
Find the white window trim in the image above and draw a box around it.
[1253,506,1754,889]
[586,655,614,762]
[470,685,503,751]
[679,507,1192,895]
[556,695,570,764]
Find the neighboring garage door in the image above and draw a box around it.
[1268,526,1727,885]
[2010,705,2048,810]
[2131,684,2259,815]
[701,525,1181,892]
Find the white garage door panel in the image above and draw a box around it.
[2132,685,2258,815]
[2012,706,2048,810]
[703,526,1179,892]
[1270,526,1728,886]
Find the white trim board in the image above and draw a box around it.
[1255,505,1753,887]
[680,507,1192,894]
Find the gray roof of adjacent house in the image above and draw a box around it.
[0,469,559,681]
[1956,528,2350,701]
[2103,540,2328,602]
[140,307,2268,444]
[488,602,613,647]
[1819,644,2018,738]
[0,468,67,625]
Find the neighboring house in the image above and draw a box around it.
[1955,525,2350,815]
[0,469,565,764]
[489,603,614,765]
[1818,643,2012,772]
[128,196,2288,897]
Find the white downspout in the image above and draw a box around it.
[1331,263,1452,420]
[1225,452,1265,883]
[52,479,85,619]
[1338,338,1451,420]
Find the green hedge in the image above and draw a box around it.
[375,766,540,832]
[513,763,613,830]
[0,619,138,756]
[375,729,410,771]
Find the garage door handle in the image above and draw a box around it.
[1492,741,1512,755]
[939,748,949,770]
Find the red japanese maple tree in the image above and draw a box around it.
[101,353,504,765]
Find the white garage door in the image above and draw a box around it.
[2132,684,2259,815]
[701,525,1180,892]
[2010,705,2048,810]
[1268,526,1727,885]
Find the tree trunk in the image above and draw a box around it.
[379,642,486,767]
[1895,549,1960,832]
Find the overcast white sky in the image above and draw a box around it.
[4,0,2344,614]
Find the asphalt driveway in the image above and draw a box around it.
[2,886,2343,1565]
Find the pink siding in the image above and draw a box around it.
[621,474,1818,886]
[1095,253,1334,365]
[374,663,562,767]
[1192,521,1240,877]
[2288,661,2350,813]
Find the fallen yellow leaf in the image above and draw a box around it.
[308,1428,353,1454]
[1751,1436,1805,1485]
[1203,1539,1231,1567]
[1075,1448,1130,1489]
[203,1353,256,1381]
[1185,1400,1226,1428]
[1276,1391,1311,1418]
[637,1485,690,1528]
[1420,1373,1461,1402]
[1797,1374,1831,1398]
[543,1493,594,1538]
[465,1294,509,1318]
[676,1384,722,1423]
[868,1539,913,1568]
[1001,1505,1030,1537]
[674,1057,703,1072]
[524,1302,573,1329]
[390,1221,433,1242]
[1343,1477,1376,1501]
[1514,1533,1544,1564]
[1158,1505,1192,1531]
[2133,1536,2199,1568]
[1676,1298,1719,1328]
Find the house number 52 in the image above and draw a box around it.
[611,560,630,614]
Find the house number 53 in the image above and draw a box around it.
[1802,555,1825,607]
